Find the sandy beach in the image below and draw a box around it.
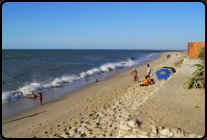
[2,52,205,138]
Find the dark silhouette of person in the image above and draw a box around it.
[39,92,42,106]
[31,92,37,99]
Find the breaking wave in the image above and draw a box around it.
[2,53,157,104]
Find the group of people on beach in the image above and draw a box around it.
[32,64,154,105]
[131,64,155,87]
[31,92,43,105]
[167,54,171,59]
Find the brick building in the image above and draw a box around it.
[188,42,205,58]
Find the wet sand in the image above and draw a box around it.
[2,52,204,138]
[2,53,158,121]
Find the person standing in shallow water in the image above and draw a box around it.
[39,92,42,106]
[131,68,139,83]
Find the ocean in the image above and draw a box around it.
[2,49,182,120]
[2,49,180,104]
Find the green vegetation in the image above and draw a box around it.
[183,47,205,90]
[192,62,205,78]
[174,51,187,66]
[197,47,205,59]
[183,76,204,90]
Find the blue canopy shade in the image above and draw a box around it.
[155,69,172,81]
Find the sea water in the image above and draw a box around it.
[2,49,180,104]
[2,49,183,120]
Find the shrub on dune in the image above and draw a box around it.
[183,47,205,90]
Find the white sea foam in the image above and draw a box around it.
[2,53,158,104]
[60,75,80,83]
[2,91,22,104]
[80,62,124,78]
[124,60,137,66]
[80,68,101,78]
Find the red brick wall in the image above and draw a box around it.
[188,42,205,58]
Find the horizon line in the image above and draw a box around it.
[2,48,187,51]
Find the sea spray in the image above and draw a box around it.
[2,51,159,104]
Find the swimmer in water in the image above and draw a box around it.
[31,92,37,99]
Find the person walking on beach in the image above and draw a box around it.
[39,92,43,106]
[147,64,151,79]
[131,68,139,83]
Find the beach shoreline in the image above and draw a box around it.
[2,52,167,138]
[2,52,160,121]
[3,51,204,138]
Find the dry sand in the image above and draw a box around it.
[2,52,205,138]
[130,59,205,135]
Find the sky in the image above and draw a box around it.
[2,2,205,50]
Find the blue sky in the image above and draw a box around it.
[2,2,205,50]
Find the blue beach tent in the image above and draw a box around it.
[155,69,172,81]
